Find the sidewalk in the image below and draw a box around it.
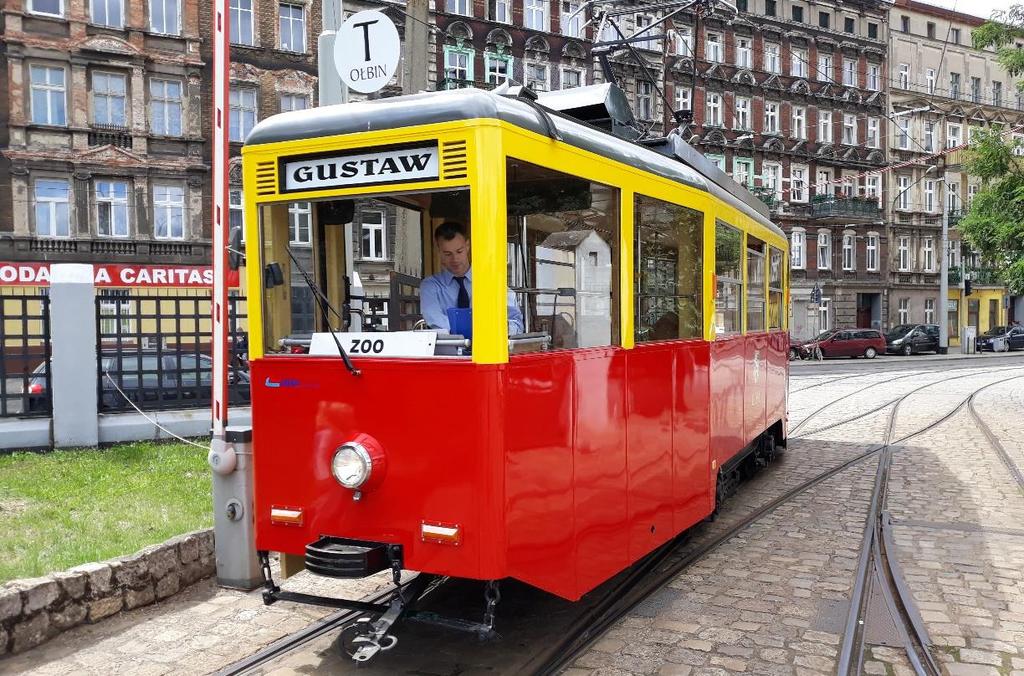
[790,350,1024,367]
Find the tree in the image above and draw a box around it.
[959,9,1024,295]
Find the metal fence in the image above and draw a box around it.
[0,293,52,418]
[95,293,249,413]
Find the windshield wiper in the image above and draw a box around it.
[286,246,361,377]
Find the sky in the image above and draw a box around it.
[916,0,1015,20]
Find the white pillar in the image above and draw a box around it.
[50,264,99,448]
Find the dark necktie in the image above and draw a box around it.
[454,276,470,309]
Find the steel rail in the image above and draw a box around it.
[837,372,1024,675]
[537,367,1024,676]
[968,388,1024,490]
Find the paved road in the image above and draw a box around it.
[2,359,1023,675]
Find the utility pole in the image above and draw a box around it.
[319,0,348,106]
[939,175,950,354]
[402,0,429,94]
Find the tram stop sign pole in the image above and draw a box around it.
[208,0,261,590]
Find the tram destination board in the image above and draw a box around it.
[281,142,440,193]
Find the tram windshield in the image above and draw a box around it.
[256,188,471,355]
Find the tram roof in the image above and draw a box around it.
[245,88,783,238]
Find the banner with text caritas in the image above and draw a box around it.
[0,262,240,288]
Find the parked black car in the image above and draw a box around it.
[885,324,940,356]
[27,351,250,411]
[976,325,1024,352]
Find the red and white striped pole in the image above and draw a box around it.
[211,0,230,440]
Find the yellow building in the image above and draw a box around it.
[947,284,1007,349]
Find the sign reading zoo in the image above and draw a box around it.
[282,144,440,193]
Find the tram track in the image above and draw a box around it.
[837,372,1024,676]
[218,366,1024,676]
[535,367,1024,676]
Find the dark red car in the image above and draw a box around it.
[803,329,886,359]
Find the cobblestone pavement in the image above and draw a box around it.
[1,363,1023,676]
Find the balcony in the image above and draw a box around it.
[949,267,1003,287]
[948,268,962,285]
[750,186,778,210]
[88,124,133,149]
[1,235,210,264]
[806,196,882,222]
[948,209,965,228]
[436,78,496,91]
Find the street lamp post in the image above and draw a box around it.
[319,0,348,107]
[939,176,950,354]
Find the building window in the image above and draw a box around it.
[818,110,833,143]
[790,165,808,202]
[792,48,808,78]
[947,181,960,212]
[897,176,910,210]
[706,155,725,172]
[446,0,470,15]
[764,101,779,134]
[34,179,70,238]
[736,0,747,11]
[28,0,63,17]
[93,72,127,127]
[229,0,255,46]
[443,46,474,84]
[817,231,831,270]
[867,64,880,90]
[526,62,549,92]
[818,54,833,83]
[842,233,855,271]
[844,16,855,33]
[764,43,780,74]
[792,106,806,140]
[765,0,776,17]
[866,234,879,271]
[279,3,306,52]
[898,236,910,271]
[898,63,909,89]
[736,37,752,69]
[735,97,751,130]
[843,59,856,86]
[927,21,936,38]
[924,180,935,212]
[673,25,693,56]
[30,65,66,127]
[925,68,935,94]
[842,114,856,145]
[865,174,881,203]
[562,1,583,37]
[153,184,185,240]
[950,27,960,44]
[289,202,311,245]
[715,221,743,334]
[816,168,833,196]
[971,76,981,104]
[896,117,911,150]
[946,123,962,149]
[280,93,307,112]
[150,0,179,34]
[488,0,510,22]
[705,91,721,127]
[950,72,960,100]
[791,229,805,269]
[924,121,935,151]
[901,15,910,32]
[638,81,655,121]
[524,0,547,31]
[898,298,909,324]
[635,15,657,51]
[733,157,753,187]
[361,210,386,260]
[867,117,880,148]
[560,68,582,89]
[229,88,257,142]
[674,86,691,112]
[925,298,935,324]
[150,79,182,136]
[96,179,130,238]
[485,53,513,85]
[91,0,123,28]
[994,81,1003,108]
[792,5,803,22]
[819,11,830,28]
[706,32,723,63]
[98,290,134,336]
[762,162,782,201]
[923,236,934,271]
[229,189,244,238]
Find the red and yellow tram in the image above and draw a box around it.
[241,84,788,640]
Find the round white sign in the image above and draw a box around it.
[335,10,400,94]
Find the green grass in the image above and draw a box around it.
[0,441,212,584]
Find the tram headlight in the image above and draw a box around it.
[331,443,372,489]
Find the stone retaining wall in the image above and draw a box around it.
[0,529,215,655]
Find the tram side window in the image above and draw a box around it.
[506,158,620,349]
[715,221,743,335]
[634,194,703,342]
[746,237,766,332]
[768,246,784,329]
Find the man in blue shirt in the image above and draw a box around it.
[420,222,524,335]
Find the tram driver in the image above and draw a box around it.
[420,222,525,336]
